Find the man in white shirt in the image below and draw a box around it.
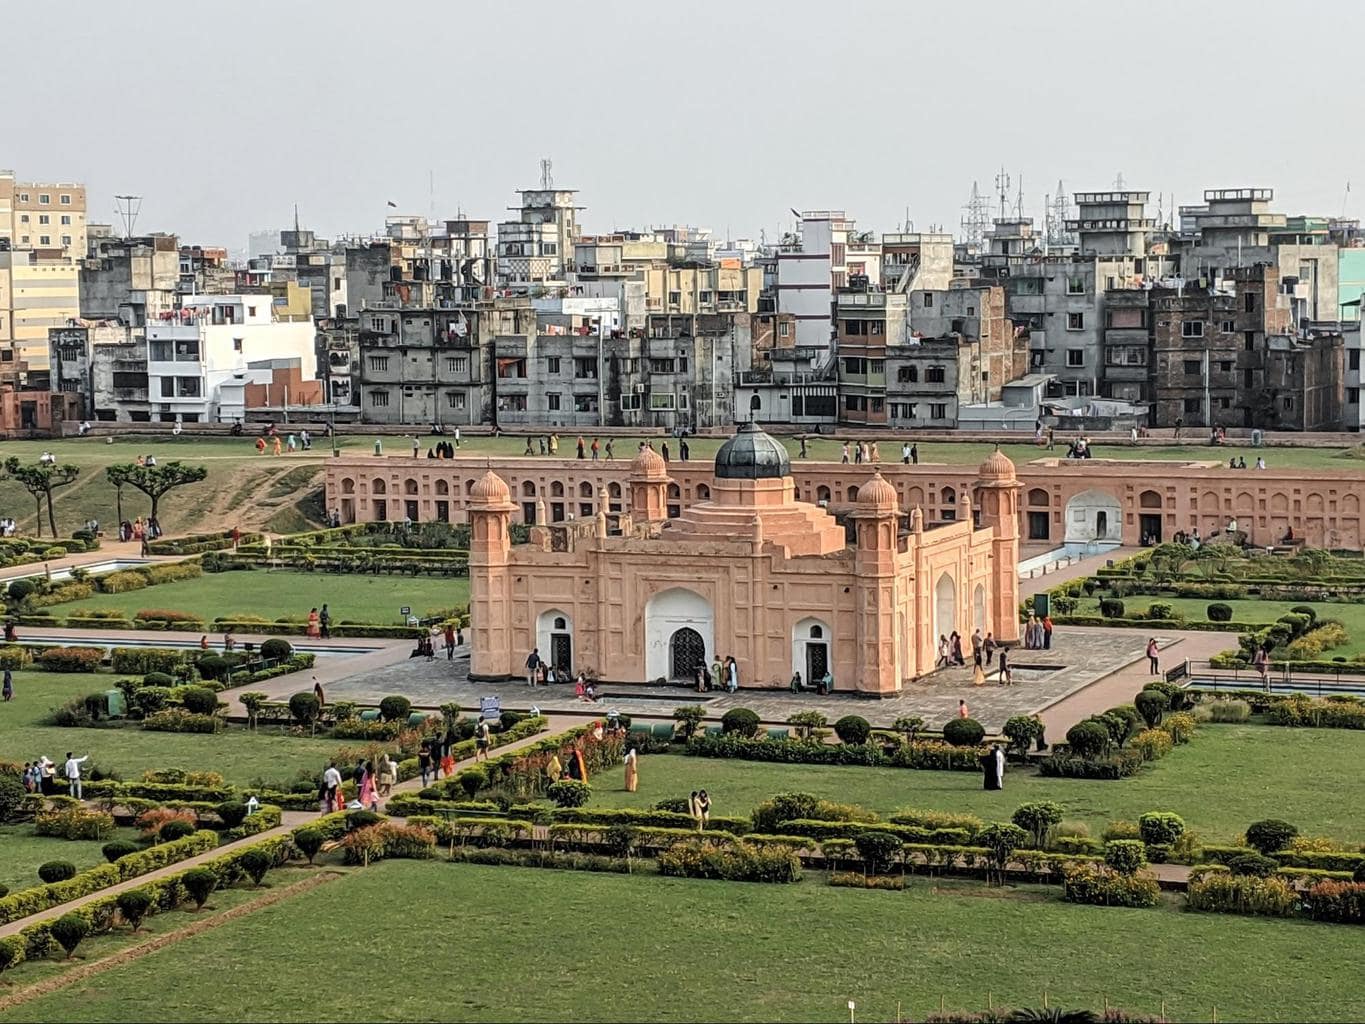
[322,763,343,811]
[64,752,89,799]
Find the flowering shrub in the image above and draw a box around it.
[136,807,198,838]
[657,838,800,883]
[339,822,436,865]
[1061,862,1160,908]
[36,646,104,673]
[1188,873,1298,917]
[142,708,222,734]
[35,806,115,841]
[1130,729,1173,761]
[1303,880,1365,924]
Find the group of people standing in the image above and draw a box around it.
[840,441,880,464]
[693,655,739,693]
[20,753,88,798]
[305,604,332,639]
[320,755,398,813]
[1021,614,1053,650]
[118,516,160,543]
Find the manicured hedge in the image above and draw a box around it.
[684,734,986,772]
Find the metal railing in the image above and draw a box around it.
[1181,658,1365,697]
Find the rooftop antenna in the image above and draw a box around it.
[994,166,1012,219]
[293,203,300,235]
[114,194,142,238]
[1014,174,1025,219]
[540,158,554,190]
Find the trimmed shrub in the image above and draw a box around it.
[1099,598,1125,618]
[237,848,272,885]
[1207,602,1233,622]
[50,912,90,958]
[260,638,294,661]
[457,767,486,799]
[345,810,383,831]
[133,686,172,716]
[672,705,706,739]
[1226,852,1279,878]
[1138,812,1185,847]
[1189,872,1297,917]
[721,708,761,738]
[546,779,591,808]
[0,776,26,823]
[977,823,1028,885]
[1147,601,1176,621]
[38,861,77,883]
[657,838,801,883]
[180,686,219,716]
[1062,862,1160,907]
[942,717,985,747]
[143,671,175,689]
[142,709,222,734]
[1131,728,1173,761]
[159,819,196,843]
[833,715,871,745]
[1207,699,1252,723]
[1065,720,1110,759]
[853,831,903,873]
[1305,880,1365,924]
[1289,604,1317,625]
[116,888,154,930]
[1246,819,1298,855]
[1104,839,1148,875]
[1134,690,1166,729]
[36,806,115,841]
[1162,711,1198,744]
[293,826,326,864]
[379,695,412,722]
[182,866,218,909]
[37,646,104,673]
[102,839,140,863]
[288,691,320,727]
[1011,802,1063,849]
[215,801,249,829]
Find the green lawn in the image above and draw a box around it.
[0,670,347,789]
[0,823,142,895]
[593,726,1365,844]
[41,570,468,626]
[1075,596,1365,657]
[7,861,1362,1023]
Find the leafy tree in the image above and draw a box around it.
[2,457,80,537]
[785,710,828,742]
[105,461,208,529]
[672,705,706,739]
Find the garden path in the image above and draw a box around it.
[1018,548,1138,598]
[0,540,183,584]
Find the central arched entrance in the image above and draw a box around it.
[670,628,706,679]
[934,572,956,642]
[644,587,714,682]
[1064,488,1123,545]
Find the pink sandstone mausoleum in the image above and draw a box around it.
[458,424,1021,694]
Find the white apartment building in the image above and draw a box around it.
[775,210,879,353]
[143,295,314,422]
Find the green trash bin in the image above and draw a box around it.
[407,711,429,727]
[104,689,126,719]
[359,709,381,722]
[767,727,789,740]
[652,722,675,740]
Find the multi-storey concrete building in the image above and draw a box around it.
[79,234,180,330]
[496,184,581,292]
[774,210,874,353]
[0,250,80,372]
[0,171,86,256]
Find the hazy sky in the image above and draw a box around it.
[10,0,1362,250]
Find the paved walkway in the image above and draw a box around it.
[1019,547,1136,598]
[0,540,176,584]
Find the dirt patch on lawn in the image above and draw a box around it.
[0,871,343,1012]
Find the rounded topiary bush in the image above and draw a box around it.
[101,839,139,863]
[833,715,871,745]
[182,866,218,909]
[0,775,25,824]
[216,801,249,829]
[1104,839,1148,875]
[159,819,195,843]
[345,809,383,831]
[293,826,325,865]
[1207,602,1233,623]
[942,717,985,747]
[1227,851,1279,877]
[38,861,77,884]
[50,912,90,958]
[546,779,591,808]
[6,578,37,604]
[260,638,294,662]
[1138,811,1185,847]
[1065,720,1110,759]
[1289,605,1317,626]
[180,686,218,716]
[1134,689,1167,729]
[457,767,486,799]
[116,888,154,931]
[142,671,176,688]
[721,708,761,738]
[379,695,412,722]
[237,848,272,886]
[1011,801,1063,849]
[1245,819,1298,855]
[194,656,230,682]
[288,691,320,726]
[1099,598,1125,618]
[854,830,903,872]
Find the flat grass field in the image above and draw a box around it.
[592,727,1365,844]
[0,823,142,895]
[41,570,469,626]
[0,670,346,788]
[7,861,1362,1023]
[1074,596,1365,658]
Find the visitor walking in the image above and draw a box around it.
[696,790,711,831]
[983,632,996,664]
[306,607,321,639]
[313,676,326,710]
[1253,644,1270,690]
[951,632,965,666]
[1146,637,1160,675]
[971,629,983,667]
[417,744,432,787]
[679,439,689,461]
[624,747,639,793]
[359,761,379,811]
[319,604,331,639]
[998,649,1011,686]
[841,442,850,464]
[526,648,542,687]
[661,442,670,463]
[591,437,600,460]
[444,623,456,659]
[910,443,918,465]
[64,751,89,799]
[936,635,950,668]
[322,762,342,812]
[576,436,586,460]
[724,655,739,693]
[799,436,809,458]
[3,667,13,701]
[789,670,803,693]
[1043,613,1053,650]
[958,699,969,719]
[605,438,615,460]
[980,743,1004,791]
[475,719,492,761]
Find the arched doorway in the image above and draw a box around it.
[791,618,831,686]
[536,609,573,675]
[644,587,714,682]
[1064,488,1122,545]
[669,628,706,679]
[973,583,986,634]
[934,572,956,641]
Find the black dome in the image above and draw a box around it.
[714,422,791,480]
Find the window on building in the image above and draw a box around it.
[38,194,50,205]
[38,214,49,225]
[1184,397,1201,413]
[1184,359,1201,375]
[647,392,674,411]
[1182,321,1205,338]
[61,235,71,247]
[160,378,175,397]
[1282,396,1294,411]
[547,393,560,411]
[496,358,527,378]
[1067,312,1084,330]
[922,293,934,308]
[541,242,557,255]
[370,391,390,407]
[59,215,71,226]
[619,394,641,411]
[446,392,465,409]
[678,356,689,372]
[668,291,681,306]
[546,356,560,374]
[17,192,27,202]
[1066,349,1084,367]
[233,338,243,353]
[368,356,390,372]
[1245,292,1257,312]
[1350,351,1361,372]
[176,376,201,397]
[1066,276,1085,295]
[574,358,598,379]
[930,403,947,419]
[926,365,946,383]
[445,357,462,373]
[39,235,50,246]
[60,194,71,205]
[1221,320,1234,333]
[1218,360,1232,372]
[1217,397,1231,409]
[897,365,918,383]
[699,291,713,303]
[778,322,790,338]
[1349,388,1360,405]
[18,214,28,224]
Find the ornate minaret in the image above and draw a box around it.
[468,469,516,678]
[975,447,1022,643]
[628,443,668,524]
[851,471,901,696]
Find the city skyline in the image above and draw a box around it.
[8,0,1363,249]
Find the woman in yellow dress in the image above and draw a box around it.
[623,748,638,793]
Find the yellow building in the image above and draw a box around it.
[642,261,763,315]
[0,171,87,257]
[0,252,81,371]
